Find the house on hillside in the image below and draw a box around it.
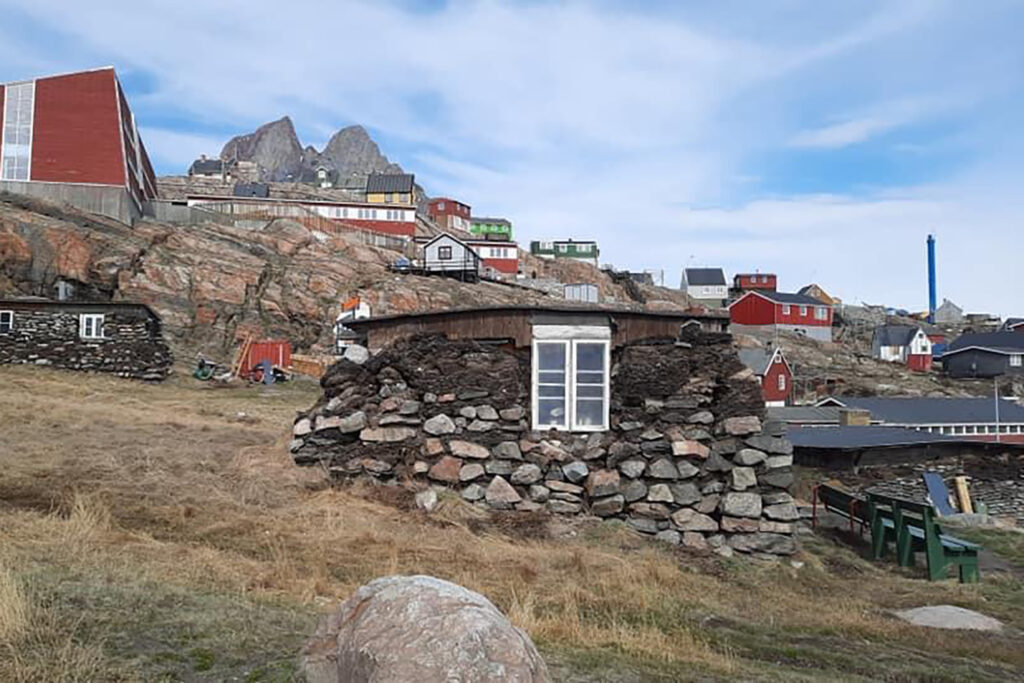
[188,155,226,180]
[466,238,518,276]
[934,298,965,324]
[470,216,513,241]
[315,165,339,189]
[681,268,728,308]
[797,284,840,306]
[422,233,480,280]
[0,299,172,379]
[427,198,472,233]
[942,332,1024,379]
[872,325,933,371]
[365,173,415,205]
[731,273,777,297]
[0,67,158,223]
[233,182,270,198]
[738,346,792,406]
[729,291,833,342]
[529,239,599,266]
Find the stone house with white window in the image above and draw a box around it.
[0,299,172,380]
[289,306,799,556]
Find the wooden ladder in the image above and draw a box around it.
[231,333,255,379]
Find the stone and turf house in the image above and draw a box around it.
[0,298,172,379]
[289,305,798,556]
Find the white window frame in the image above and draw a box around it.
[815,306,827,320]
[781,304,791,315]
[1011,354,1022,367]
[799,305,808,316]
[0,310,13,333]
[531,329,610,432]
[777,373,786,391]
[1,81,35,182]
[79,313,105,340]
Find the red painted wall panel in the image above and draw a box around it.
[735,274,776,290]
[244,340,292,371]
[760,358,792,403]
[340,218,416,237]
[730,293,776,325]
[774,301,832,326]
[482,257,518,274]
[31,69,126,186]
[906,353,931,372]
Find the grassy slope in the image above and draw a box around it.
[0,365,1022,682]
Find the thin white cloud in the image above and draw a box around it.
[789,116,900,148]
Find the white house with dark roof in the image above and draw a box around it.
[872,324,932,371]
[681,268,727,308]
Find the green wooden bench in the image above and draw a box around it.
[866,492,981,584]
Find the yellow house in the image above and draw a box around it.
[798,283,841,306]
[365,173,415,205]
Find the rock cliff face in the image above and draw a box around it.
[0,195,686,358]
[220,117,402,182]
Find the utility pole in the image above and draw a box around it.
[995,377,1001,443]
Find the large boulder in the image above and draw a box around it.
[302,575,550,683]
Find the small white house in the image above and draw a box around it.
[681,268,728,307]
[422,234,481,278]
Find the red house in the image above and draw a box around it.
[427,197,472,233]
[466,238,519,275]
[738,346,793,406]
[729,291,833,342]
[732,272,777,293]
[0,67,157,223]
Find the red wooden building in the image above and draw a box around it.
[0,67,157,222]
[426,197,471,232]
[738,346,793,406]
[729,291,833,342]
[467,238,519,275]
[732,272,777,293]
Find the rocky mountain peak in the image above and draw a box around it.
[218,118,403,183]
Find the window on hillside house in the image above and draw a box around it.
[1011,354,1022,367]
[385,193,393,202]
[799,306,808,316]
[437,201,445,210]
[781,304,791,315]
[0,310,13,333]
[532,332,610,431]
[438,246,452,260]
[815,307,827,320]
[557,244,569,252]
[777,374,786,391]
[79,314,104,339]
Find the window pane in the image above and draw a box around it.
[576,342,605,371]
[577,384,604,398]
[538,371,565,384]
[575,399,604,427]
[538,385,565,398]
[537,398,566,425]
[537,343,565,370]
[576,370,604,384]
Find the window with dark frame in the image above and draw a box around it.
[438,245,453,260]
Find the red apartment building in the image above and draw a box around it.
[732,273,777,293]
[0,67,157,223]
[466,239,519,275]
[426,197,472,232]
[729,291,834,342]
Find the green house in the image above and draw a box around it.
[470,217,513,240]
[529,239,600,265]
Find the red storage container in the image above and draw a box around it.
[243,340,292,374]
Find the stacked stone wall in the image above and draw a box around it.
[0,309,172,380]
[291,333,797,555]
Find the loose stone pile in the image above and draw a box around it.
[0,308,172,380]
[291,333,797,555]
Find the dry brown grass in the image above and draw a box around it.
[1,365,1022,681]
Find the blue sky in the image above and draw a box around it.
[1,0,1022,315]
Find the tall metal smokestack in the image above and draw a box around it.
[927,234,937,323]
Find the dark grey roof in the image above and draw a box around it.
[789,426,966,450]
[365,173,414,194]
[738,348,772,375]
[343,305,728,330]
[756,291,829,306]
[945,331,1024,356]
[817,396,1024,425]
[233,182,270,198]
[189,158,223,175]
[873,325,920,347]
[767,405,845,424]
[684,268,726,286]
